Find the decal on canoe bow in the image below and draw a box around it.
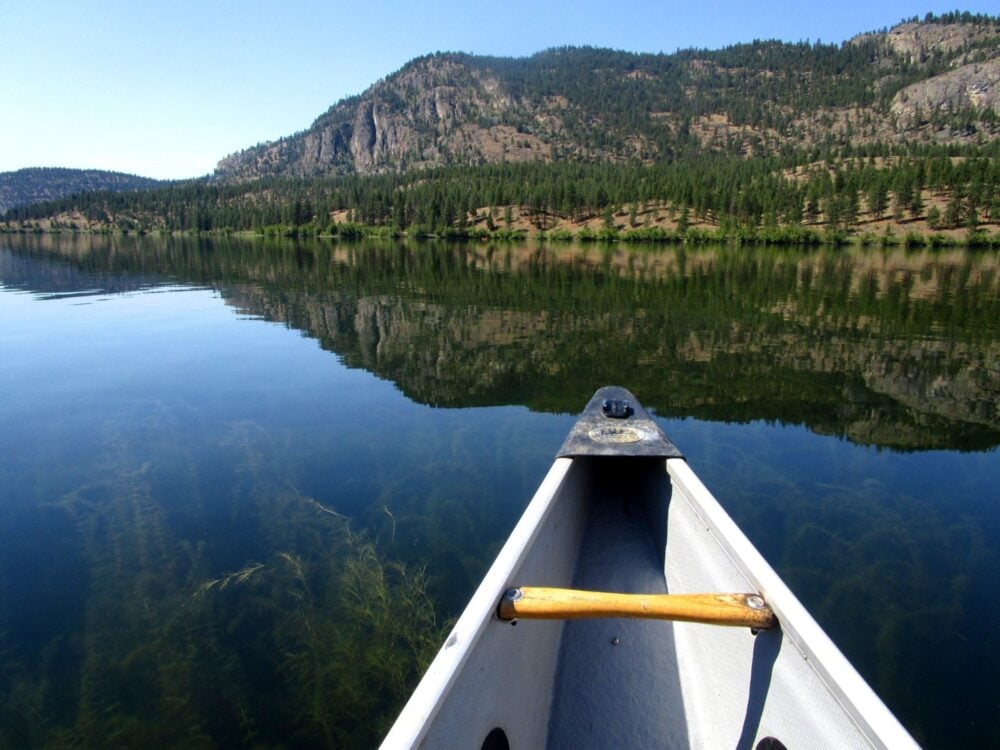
[587,425,650,444]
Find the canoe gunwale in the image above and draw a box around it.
[379,457,576,749]
[665,457,918,750]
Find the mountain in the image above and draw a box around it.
[215,14,1000,182]
[0,168,165,216]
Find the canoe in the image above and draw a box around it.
[381,387,918,749]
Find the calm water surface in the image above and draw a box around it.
[1,234,998,747]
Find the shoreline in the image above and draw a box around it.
[3,222,999,249]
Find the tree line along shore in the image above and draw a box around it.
[4,151,1000,247]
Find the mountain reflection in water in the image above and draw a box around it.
[5,233,998,450]
[0,233,998,748]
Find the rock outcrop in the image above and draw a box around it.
[892,58,1000,125]
[854,21,1000,63]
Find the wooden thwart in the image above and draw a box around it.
[497,586,776,629]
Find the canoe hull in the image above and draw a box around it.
[381,390,917,749]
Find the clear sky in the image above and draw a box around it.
[3,1,997,179]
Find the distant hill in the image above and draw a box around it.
[215,13,1000,182]
[0,168,164,216]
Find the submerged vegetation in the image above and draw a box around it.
[0,460,443,749]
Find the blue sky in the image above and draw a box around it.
[3,1,997,179]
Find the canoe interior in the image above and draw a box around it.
[547,457,685,748]
[385,454,914,749]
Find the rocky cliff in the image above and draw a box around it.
[892,58,1000,127]
[215,56,552,180]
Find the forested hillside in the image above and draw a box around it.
[0,168,163,216]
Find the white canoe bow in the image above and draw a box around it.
[381,387,918,749]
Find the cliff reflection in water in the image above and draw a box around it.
[9,233,998,450]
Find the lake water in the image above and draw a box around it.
[1,233,997,747]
